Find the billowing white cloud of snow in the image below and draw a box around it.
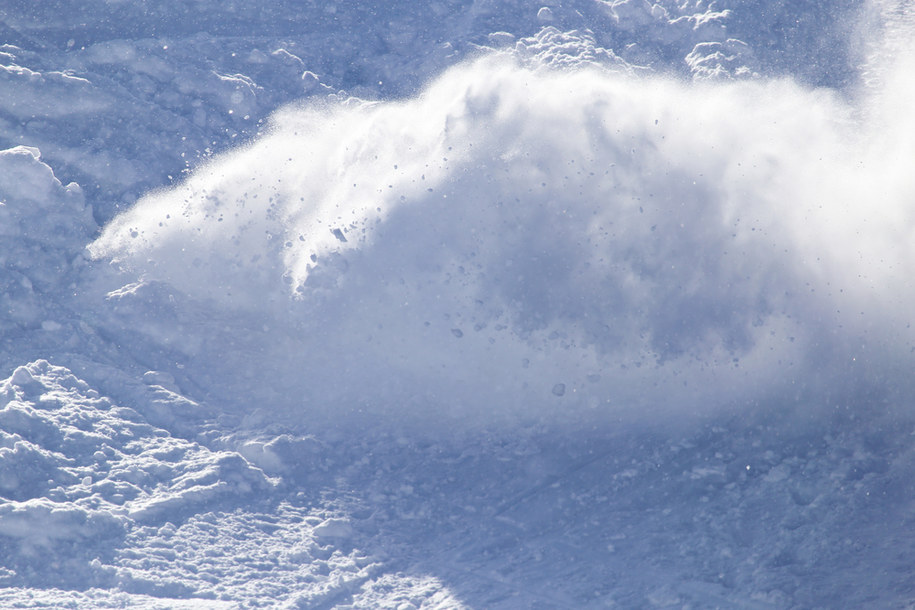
[89,6,915,431]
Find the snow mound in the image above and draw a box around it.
[0,146,94,335]
[0,360,275,586]
[0,147,98,372]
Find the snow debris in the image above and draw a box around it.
[0,147,95,351]
[514,27,635,71]
[686,38,757,79]
[313,518,355,542]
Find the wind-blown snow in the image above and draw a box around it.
[89,33,915,430]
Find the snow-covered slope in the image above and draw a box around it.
[2,0,915,607]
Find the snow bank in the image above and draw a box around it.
[0,146,95,342]
[0,145,92,254]
[89,15,915,431]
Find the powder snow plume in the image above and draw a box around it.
[89,5,915,431]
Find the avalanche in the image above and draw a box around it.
[2,0,915,607]
[88,48,915,431]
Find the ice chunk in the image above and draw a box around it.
[313,518,354,542]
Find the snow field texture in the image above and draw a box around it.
[0,362,271,581]
[1,0,915,607]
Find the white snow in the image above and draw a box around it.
[87,47,915,431]
[1,0,915,607]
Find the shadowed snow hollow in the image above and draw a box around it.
[89,44,915,430]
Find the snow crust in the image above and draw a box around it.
[2,0,915,607]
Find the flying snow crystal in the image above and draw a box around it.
[89,19,915,428]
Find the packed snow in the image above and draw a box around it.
[1,0,915,607]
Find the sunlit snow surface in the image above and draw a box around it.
[2,0,915,607]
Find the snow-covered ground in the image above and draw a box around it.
[2,1,915,607]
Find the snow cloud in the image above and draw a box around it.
[89,12,915,430]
